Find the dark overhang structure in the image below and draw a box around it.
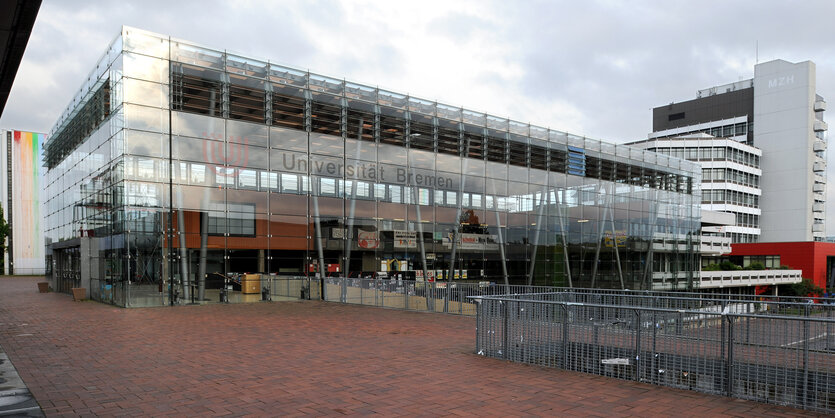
[0,0,41,118]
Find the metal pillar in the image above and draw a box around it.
[527,189,547,286]
[176,188,190,301]
[446,135,470,311]
[555,190,573,287]
[311,180,327,280]
[344,118,364,276]
[197,211,208,301]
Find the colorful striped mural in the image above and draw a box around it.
[12,130,44,273]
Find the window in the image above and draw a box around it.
[319,178,337,196]
[389,185,402,203]
[208,202,256,236]
[238,169,257,189]
[260,171,278,190]
[418,188,430,205]
[723,125,734,137]
[281,173,299,193]
[668,112,685,121]
[355,181,370,198]
[191,164,206,184]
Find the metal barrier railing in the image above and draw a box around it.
[494,291,835,318]
[260,276,834,317]
[314,277,555,315]
[546,286,833,305]
[472,295,835,414]
[268,277,322,301]
[225,276,835,411]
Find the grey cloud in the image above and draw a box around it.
[3,0,835,233]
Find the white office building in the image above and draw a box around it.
[642,59,827,243]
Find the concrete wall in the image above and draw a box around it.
[754,60,817,242]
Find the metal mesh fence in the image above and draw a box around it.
[265,277,834,318]
[474,296,835,413]
[258,277,834,411]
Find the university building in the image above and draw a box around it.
[43,27,701,306]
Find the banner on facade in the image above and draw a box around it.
[358,229,379,249]
[393,230,417,248]
[604,230,627,248]
[442,233,499,251]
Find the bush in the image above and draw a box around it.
[719,261,742,271]
[745,262,766,270]
[702,264,721,271]
[778,265,791,270]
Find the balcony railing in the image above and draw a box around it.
[814,139,827,152]
[699,235,732,255]
[698,269,802,289]
[814,161,826,172]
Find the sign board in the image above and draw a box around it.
[601,358,631,365]
[358,229,379,249]
[381,259,405,272]
[604,230,627,248]
[394,230,417,248]
[331,228,354,239]
[442,233,499,251]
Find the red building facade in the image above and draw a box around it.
[730,242,835,290]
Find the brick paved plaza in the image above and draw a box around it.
[0,276,817,416]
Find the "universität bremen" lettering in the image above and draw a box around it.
[280,152,454,189]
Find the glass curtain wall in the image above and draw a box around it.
[43,28,702,307]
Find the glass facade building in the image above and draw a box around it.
[44,28,702,307]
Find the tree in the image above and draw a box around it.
[780,278,825,297]
[0,205,8,274]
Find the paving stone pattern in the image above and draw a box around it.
[0,277,820,417]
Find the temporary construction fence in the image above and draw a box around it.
[472,294,835,413]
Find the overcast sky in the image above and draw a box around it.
[3,0,835,229]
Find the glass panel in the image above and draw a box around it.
[437,103,461,121]
[345,82,376,102]
[378,89,407,109]
[126,104,168,133]
[270,149,307,174]
[269,64,307,87]
[310,133,345,156]
[125,130,165,157]
[170,41,223,70]
[123,78,169,109]
[407,96,435,115]
[175,111,225,139]
[123,28,169,59]
[309,73,343,95]
[227,119,268,147]
[270,126,308,151]
[226,54,268,79]
[122,52,168,84]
